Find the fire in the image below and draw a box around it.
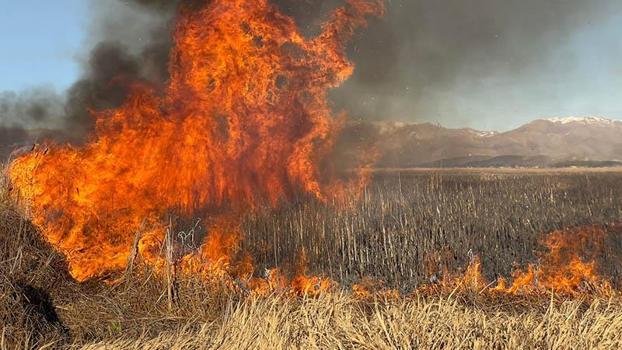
[426,225,615,297]
[8,0,383,283]
[502,225,613,296]
[6,0,617,301]
[352,277,399,300]
[289,250,334,296]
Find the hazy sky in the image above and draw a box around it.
[2,0,622,131]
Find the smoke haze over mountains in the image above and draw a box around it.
[2,0,622,157]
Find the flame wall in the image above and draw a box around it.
[8,0,383,281]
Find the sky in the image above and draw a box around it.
[0,0,87,92]
[2,0,622,131]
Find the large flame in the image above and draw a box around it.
[8,0,383,282]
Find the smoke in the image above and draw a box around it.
[1,0,181,158]
[0,88,67,159]
[1,0,357,153]
[0,88,65,129]
[2,0,620,159]
[330,0,621,126]
[62,0,182,139]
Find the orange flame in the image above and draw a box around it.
[424,226,615,297]
[352,277,400,300]
[8,0,383,284]
[502,226,613,296]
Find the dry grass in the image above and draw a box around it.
[373,167,622,175]
[245,172,622,289]
[77,295,622,349]
[3,166,622,349]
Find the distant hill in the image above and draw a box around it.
[341,116,622,168]
[3,116,622,168]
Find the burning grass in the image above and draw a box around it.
[7,0,381,284]
[3,168,622,349]
[245,171,622,290]
[4,0,622,347]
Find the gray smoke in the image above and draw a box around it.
[2,0,620,159]
[0,88,65,129]
[330,0,621,126]
[0,88,67,159]
[1,0,182,158]
[63,0,183,140]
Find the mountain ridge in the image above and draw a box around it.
[3,116,622,168]
[342,116,622,168]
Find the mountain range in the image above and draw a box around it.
[2,116,622,168]
[341,116,622,168]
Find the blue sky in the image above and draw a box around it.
[1,0,622,130]
[0,0,86,91]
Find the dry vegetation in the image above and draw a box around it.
[3,167,622,349]
[245,171,622,289]
[79,296,622,350]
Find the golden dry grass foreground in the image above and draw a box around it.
[4,166,622,349]
[81,295,622,350]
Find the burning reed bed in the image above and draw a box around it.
[3,168,622,349]
[245,171,622,290]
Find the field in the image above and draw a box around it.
[245,169,622,289]
[2,167,622,349]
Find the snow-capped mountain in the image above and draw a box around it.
[544,116,621,125]
[342,116,622,168]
